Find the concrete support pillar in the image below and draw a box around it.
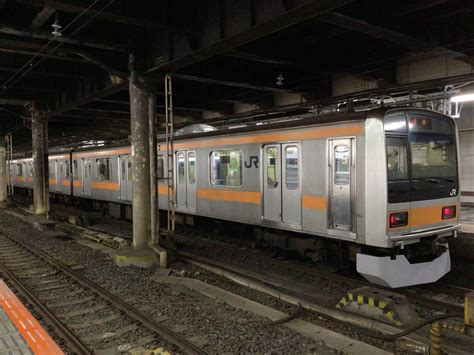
[130,72,151,250]
[31,107,48,215]
[0,147,7,203]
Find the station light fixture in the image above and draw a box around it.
[450,93,474,103]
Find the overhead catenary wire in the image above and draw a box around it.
[0,0,104,98]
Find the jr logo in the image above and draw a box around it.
[450,189,457,196]
[244,156,259,169]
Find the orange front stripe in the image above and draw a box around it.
[49,178,57,185]
[197,188,260,204]
[16,176,24,182]
[410,204,458,227]
[302,195,327,210]
[91,181,120,190]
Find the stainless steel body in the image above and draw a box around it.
[10,107,462,287]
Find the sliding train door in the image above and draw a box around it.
[175,150,196,213]
[83,159,92,196]
[263,143,301,228]
[328,138,355,233]
[119,155,132,201]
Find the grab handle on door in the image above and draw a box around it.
[273,182,279,188]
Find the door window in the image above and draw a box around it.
[121,158,126,181]
[334,145,350,185]
[285,146,299,189]
[128,157,132,180]
[73,160,79,179]
[178,153,185,184]
[266,147,278,188]
[188,152,196,184]
[386,137,408,181]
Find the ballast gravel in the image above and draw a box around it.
[0,209,334,354]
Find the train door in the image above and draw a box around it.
[175,150,196,213]
[263,143,301,227]
[83,159,92,196]
[328,138,354,233]
[119,155,133,201]
[54,161,61,192]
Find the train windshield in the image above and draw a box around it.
[385,111,458,202]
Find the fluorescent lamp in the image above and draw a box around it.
[450,93,474,103]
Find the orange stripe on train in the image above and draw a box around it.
[161,124,364,151]
[91,181,120,190]
[302,195,327,210]
[197,188,261,204]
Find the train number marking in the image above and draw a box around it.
[244,156,259,169]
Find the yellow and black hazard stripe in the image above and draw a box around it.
[336,291,403,326]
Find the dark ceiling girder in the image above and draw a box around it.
[0,24,127,52]
[42,83,128,120]
[30,6,55,29]
[223,50,297,66]
[171,73,300,94]
[396,0,448,16]
[16,0,171,29]
[319,12,467,60]
[147,0,353,74]
[0,98,29,106]
[207,71,474,123]
[0,46,86,62]
[0,66,91,80]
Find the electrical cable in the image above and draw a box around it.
[0,0,101,97]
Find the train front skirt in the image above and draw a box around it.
[356,251,451,288]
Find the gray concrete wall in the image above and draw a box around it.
[458,105,474,204]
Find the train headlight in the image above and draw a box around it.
[442,206,456,220]
[389,212,408,228]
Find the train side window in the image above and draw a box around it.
[49,162,53,177]
[386,137,408,180]
[266,147,278,188]
[16,164,23,176]
[177,152,185,184]
[285,146,299,189]
[157,155,165,180]
[334,145,350,185]
[73,160,79,179]
[188,152,196,184]
[28,162,33,177]
[210,150,242,187]
[96,158,111,181]
[65,160,70,179]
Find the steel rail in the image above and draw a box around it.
[0,262,92,354]
[174,233,465,314]
[0,227,207,355]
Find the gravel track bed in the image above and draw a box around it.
[0,209,333,354]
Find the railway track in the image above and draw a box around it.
[0,226,207,355]
[173,231,466,315]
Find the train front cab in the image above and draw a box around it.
[358,108,461,288]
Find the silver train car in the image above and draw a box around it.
[11,107,461,288]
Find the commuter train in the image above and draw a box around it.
[11,107,461,288]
